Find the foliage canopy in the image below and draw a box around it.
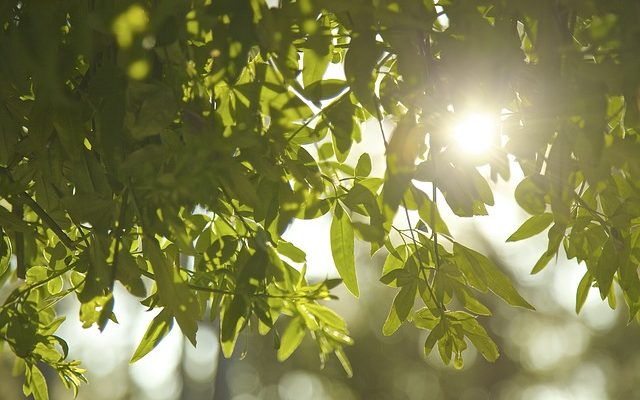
[1,0,640,397]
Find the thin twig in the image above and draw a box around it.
[17,193,77,250]
[137,266,322,300]
[0,166,77,251]
[0,263,76,311]
[574,194,609,231]
[431,167,440,273]
[285,89,351,144]
[220,186,254,234]
[188,283,324,300]
[373,104,443,311]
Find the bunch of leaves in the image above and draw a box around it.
[1,0,640,397]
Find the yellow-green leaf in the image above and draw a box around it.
[130,309,173,363]
[454,243,535,310]
[330,204,359,297]
[143,237,200,345]
[277,317,306,361]
[507,213,554,242]
[29,365,49,400]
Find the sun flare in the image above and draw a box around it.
[452,113,497,155]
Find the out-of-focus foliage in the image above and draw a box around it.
[0,0,639,397]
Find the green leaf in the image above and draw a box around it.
[469,169,494,206]
[130,309,173,363]
[414,307,440,330]
[220,295,248,357]
[382,282,417,336]
[437,332,452,365]
[61,193,114,231]
[77,238,112,304]
[344,34,382,115]
[460,318,499,362]
[46,276,64,295]
[305,303,347,331]
[351,221,384,244]
[453,243,535,310]
[514,175,548,215]
[414,186,451,236]
[334,347,353,378]
[576,271,593,314]
[434,164,489,217]
[0,206,31,232]
[53,105,83,160]
[144,237,200,346]
[594,239,618,300]
[277,317,306,361]
[302,48,332,89]
[530,223,566,274]
[344,182,382,221]
[355,153,372,177]
[456,285,492,316]
[506,213,554,242]
[302,16,333,88]
[79,294,114,331]
[29,364,49,400]
[607,283,617,310]
[381,244,408,277]
[530,250,554,274]
[305,80,348,105]
[277,240,307,263]
[115,250,147,298]
[330,203,359,297]
[126,83,178,140]
[0,233,12,279]
[423,321,446,357]
[380,114,424,225]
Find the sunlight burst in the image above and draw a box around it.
[452,113,497,155]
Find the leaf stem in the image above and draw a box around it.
[372,102,443,311]
[17,193,77,250]
[0,263,76,311]
[285,89,351,144]
[220,186,254,234]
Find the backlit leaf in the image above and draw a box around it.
[507,213,554,242]
[130,309,173,363]
[277,317,306,361]
[330,203,359,297]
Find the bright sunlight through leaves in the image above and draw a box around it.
[452,113,497,155]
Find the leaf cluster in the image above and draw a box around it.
[1,0,639,396]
